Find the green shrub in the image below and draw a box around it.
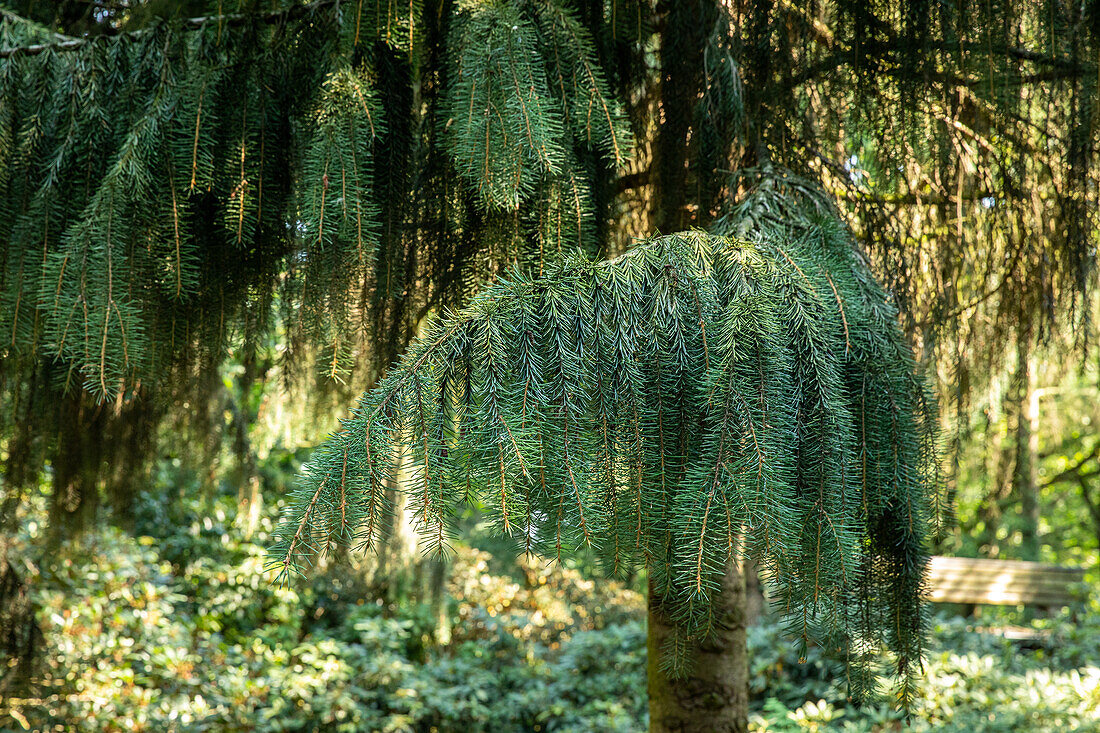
[4,504,1099,733]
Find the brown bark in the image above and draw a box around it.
[1013,333,1040,561]
[1,453,41,697]
[47,392,105,549]
[104,392,158,531]
[1077,478,1100,568]
[229,390,262,539]
[0,557,41,697]
[743,556,766,626]
[654,0,716,233]
[45,384,160,545]
[647,562,749,733]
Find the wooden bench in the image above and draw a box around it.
[926,556,1086,642]
[926,556,1085,609]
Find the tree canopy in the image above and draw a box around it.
[0,0,1096,716]
[0,0,1094,418]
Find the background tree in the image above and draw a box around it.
[0,0,1097,727]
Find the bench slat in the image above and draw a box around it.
[927,556,1084,577]
[928,581,1082,589]
[928,588,1077,605]
[928,567,1083,582]
[925,555,1085,606]
[929,569,1084,582]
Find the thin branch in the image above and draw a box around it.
[1042,442,1100,489]
[0,0,337,58]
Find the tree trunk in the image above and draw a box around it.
[104,391,157,531]
[1077,477,1100,570]
[1,475,41,696]
[654,0,715,234]
[229,389,262,539]
[47,392,104,549]
[976,394,1013,556]
[1014,333,1040,561]
[0,557,41,697]
[743,556,766,626]
[46,385,159,545]
[647,561,749,733]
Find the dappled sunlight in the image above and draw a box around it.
[4,508,1098,731]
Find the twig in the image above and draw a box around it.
[0,0,337,59]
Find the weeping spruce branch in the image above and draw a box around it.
[270,205,941,708]
[0,0,631,400]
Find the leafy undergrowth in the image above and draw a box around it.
[3,505,1099,732]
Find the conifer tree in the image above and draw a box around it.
[1,0,1096,728]
[270,176,942,727]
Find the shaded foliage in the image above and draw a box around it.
[3,499,1097,731]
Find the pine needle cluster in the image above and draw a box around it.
[0,5,343,397]
[0,0,631,400]
[443,0,629,238]
[270,178,940,706]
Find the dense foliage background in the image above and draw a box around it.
[4,464,1099,731]
[1,0,1099,729]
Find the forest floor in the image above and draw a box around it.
[3,488,1099,733]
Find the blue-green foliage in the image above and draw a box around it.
[271,180,939,704]
[441,0,631,252]
[0,0,629,402]
[296,65,387,379]
[445,1,566,210]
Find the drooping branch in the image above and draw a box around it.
[270,187,938,708]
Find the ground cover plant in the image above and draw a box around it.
[3,488,1098,732]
